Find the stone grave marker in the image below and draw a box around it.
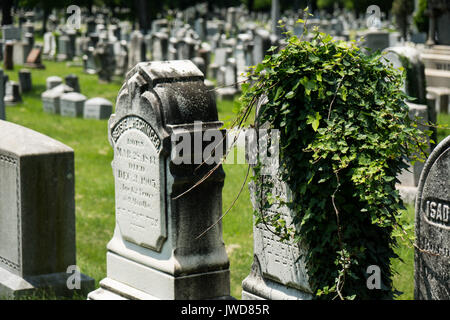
[60,92,87,118]
[88,60,230,300]
[4,81,22,106]
[242,99,312,300]
[2,25,21,42]
[415,135,450,299]
[43,31,56,59]
[83,97,113,120]
[25,46,45,69]
[0,69,4,120]
[46,76,62,90]
[0,120,94,298]
[18,69,32,93]
[65,74,80,93]
[41,84,74,114]
[13,41,30,66]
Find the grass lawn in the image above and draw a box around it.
[1,59,449,300]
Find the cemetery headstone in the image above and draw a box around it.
[43,32,56,59]
[41,84,74,114]
[83,97,113,120]
[4,81,22,106]
[88,60,230,300]
[18,69,32,93]
[25,46,45,69]
[0,69,4,120]
[242,99,312,300]
[46,76,63,90]
[414,135,450,299]
[60,92,87,118]
[0,120,94,298]
[65,74,80,93]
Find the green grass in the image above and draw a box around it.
[1,58,449,300]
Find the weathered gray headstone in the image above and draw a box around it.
[41,84,74,114]
[88,60,230,300]
[83,97,112,120]
[0,120,94,299]
[415,135,450,300]
[60,92,86,118]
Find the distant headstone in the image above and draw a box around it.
[25,46,45,69]
[88,60,230,300]
[415,135,450,299]
[362,30,390,52]
[18,69,32,93]
[46,76,63,90]
[4,81,22,106]
[93,37,116,83]
[41,84,74,114]
[65,74,80,93]
[2,25,21,42]
[128,30,146,69]
[57,34,73,61]
[43,32,56,59]
[83,97,112,120]
[13,41,30,65]
[4,42,14,70]
[60,92,87,118]
[0,69,4,120]
[0,120,94,299]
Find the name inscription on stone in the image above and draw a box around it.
[423,198,450,229]
[112,116,166,251]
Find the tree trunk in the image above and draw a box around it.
[248,0,255,12]
[42,8,49,35]
[1,0,13,26]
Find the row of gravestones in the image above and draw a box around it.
[0,60,448,300]
[26,4,403,95]
[41,75,112,120]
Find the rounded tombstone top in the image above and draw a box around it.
[46,76,63,90]
[51,83,74,95]
[19,68,31,74]
[61,92,87,102]
[85,97,112,107]
[414,135,450,299]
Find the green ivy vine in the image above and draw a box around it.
[237,16,430,300]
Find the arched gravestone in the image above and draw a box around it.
[242,97,312,300]
[415,135,450,300]
[88,60,230,300]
